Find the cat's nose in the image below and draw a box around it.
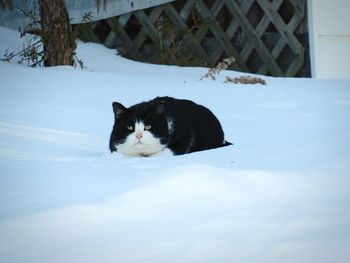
[135,132,143,140]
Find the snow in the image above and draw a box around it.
[1,26,350,262]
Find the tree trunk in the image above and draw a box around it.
[40,0,75,66]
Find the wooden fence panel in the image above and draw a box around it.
[78,0,309,77]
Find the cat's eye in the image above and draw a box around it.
[145,125,152,130]
[127,125,133,130]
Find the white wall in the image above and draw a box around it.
[308,0,350,79]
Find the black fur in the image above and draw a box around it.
[109,96,231,156]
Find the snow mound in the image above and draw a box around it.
[1,26,350,263]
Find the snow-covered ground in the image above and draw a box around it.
[0,26,350,263]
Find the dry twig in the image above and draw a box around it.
[200,57,236,80]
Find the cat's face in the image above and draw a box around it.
[111,102,169,156]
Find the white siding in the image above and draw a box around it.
[308,0,350,79]
[67,0,175,24]
[0,0,175,29]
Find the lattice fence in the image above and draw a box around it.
[78,0,309,77]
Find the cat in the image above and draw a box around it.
[109,96,232,157]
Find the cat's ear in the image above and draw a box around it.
[155,104,165,114]
[112,102,126,119]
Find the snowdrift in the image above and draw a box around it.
[1,26,350,263]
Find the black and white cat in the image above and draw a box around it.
[109,96,231,156]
